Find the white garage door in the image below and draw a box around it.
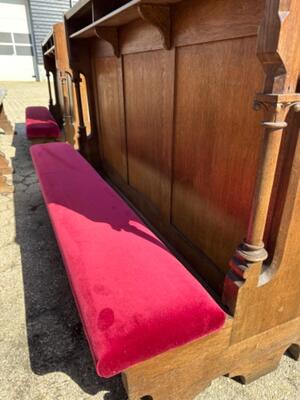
[0,0,36,81]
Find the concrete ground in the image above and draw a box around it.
[0,81,299,400]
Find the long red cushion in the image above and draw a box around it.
[26,106,60,139]
[30,142,226,378]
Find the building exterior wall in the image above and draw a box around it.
[28,0,77,80]
[29,0,73,66]
[0,0,78,81]
[0,0,36,81]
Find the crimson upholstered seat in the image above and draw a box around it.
[26,106,60,139]
[30,142,226,378]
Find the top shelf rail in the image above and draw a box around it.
[68,0,181,39]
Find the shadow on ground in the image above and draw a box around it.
[13,123,127,399]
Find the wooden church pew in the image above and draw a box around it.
[39,0,300,398]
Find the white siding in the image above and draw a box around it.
[0,0,35,80]
[29,0,73,64]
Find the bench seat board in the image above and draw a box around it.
[26,106,60,139]
[30,142,225,378]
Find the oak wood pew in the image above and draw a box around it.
[40,0,300,397]
[30,141,226,383]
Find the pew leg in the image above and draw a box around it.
[120,317,300,399]
[230,354,283,384]
[229,333,300,385]
[122,371,211,400]
[121,323,232,400]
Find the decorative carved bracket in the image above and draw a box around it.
[94,27,120,57]
[138,4,171,50]
[253,93,300,114]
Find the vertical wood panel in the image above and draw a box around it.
[53,23,70,72]
[95,57,127,180]
[173,0,265,47]
[124,49,174,220]
[172,37,265,273]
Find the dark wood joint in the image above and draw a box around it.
[288,344,300,361]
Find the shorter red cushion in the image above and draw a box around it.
[30,143,226,378]
[26,106,60,139]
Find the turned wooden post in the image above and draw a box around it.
[223,0,300,314]
[73,73,87,151]
[236,120,287,265]
[46,70,54,110]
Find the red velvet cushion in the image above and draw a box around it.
[30,143,226,378]
[26,106,60,139]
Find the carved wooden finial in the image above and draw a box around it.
[138,4,171,50]
[94,27,120,57]
[257,0,300,93]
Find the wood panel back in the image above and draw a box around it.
[173,0,265,48]
[172,37,265,273]
[88,0,268,286]
[123,49,175,220]
[94,57,127,181]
